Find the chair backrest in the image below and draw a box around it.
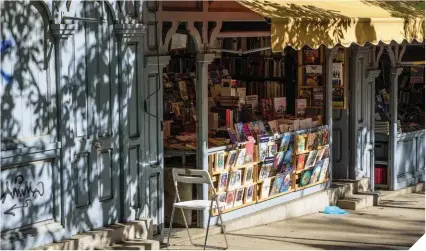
[172,168,214,188]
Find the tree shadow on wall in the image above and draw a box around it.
[1,1,142,249]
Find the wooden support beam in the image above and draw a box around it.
[156,11,264,22]
[217,31,270,38]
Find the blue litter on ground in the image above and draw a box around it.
[323,206,348,215]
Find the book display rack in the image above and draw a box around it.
[208,125,330,215]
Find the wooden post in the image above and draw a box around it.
[196,53,215,228]
[325,47,339,186]
[389,67,403,191]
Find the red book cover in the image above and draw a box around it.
[296,154,307,172]
[226,109,231,128]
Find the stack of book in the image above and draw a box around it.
[375,120,402,135]
[220,96,240,107]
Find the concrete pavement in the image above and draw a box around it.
[164,192,425,250]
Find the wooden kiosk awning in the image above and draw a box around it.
[237,0,425,51]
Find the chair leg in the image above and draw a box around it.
[204,209,213,250]
[180,208,194,245]
[166,206,176,247]
[218,210,229,250]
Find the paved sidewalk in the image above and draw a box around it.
[164,192,425,250]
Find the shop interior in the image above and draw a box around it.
[162,23,343,226]
[374,46,425,190]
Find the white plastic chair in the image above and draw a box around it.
[166,168,228,250]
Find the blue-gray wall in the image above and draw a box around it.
[1,1,164,249]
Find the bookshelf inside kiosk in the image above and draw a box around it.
[163,37,341,225]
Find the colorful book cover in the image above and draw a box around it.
[258,136,270,161]
[274,152,285,170]
[268,143,277,157]
[270,174,285,196]
[268,120,279,135]
[314,130,323,148]
[244,166,254,184]
[299,170,311,187]
[236,149,246,167]
[246,123,257,139]
[260,178,272,200]
[314,149,325,164]
[261,98,273,121]
[310,160,323,184]
[312,87,324,106]
[318,158,330,182]
[225,190,236,209]
[303,48,320,65]
[225,150,237,169]
[283,148,293,164]
[332,62,343,87]
[242,123,252,140]
[273,97,287,117]
[250,121,261,138]
[263,121,273,136]
[229,170,242,189]
[215,151,225,172]
[235,123,245,142]
[217,192,227,211]
[259,160,273,180]
[227,128,239,144]
[322,130,329,145]
[296,99,308,116]
[218,172,228,191]
[296,154,307,172]
[279,133,292,152]
[322,146,329,160]
[306,133,317,150]
[244,137,255,163]
[305,150,318,168]
[234,188,245,207]
[296,135,306,154]
[245,184,255,203]
[226,109,233,128]
[305,65,322,86]
[258,120,268,136]
[280,165,295,193]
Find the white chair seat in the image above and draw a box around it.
[174,200,226,210]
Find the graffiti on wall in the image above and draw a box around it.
[1,175,45,216]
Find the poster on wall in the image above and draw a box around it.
[332,88,345,108]
[332,63,343,87]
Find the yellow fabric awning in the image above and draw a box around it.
[237,0,425,51]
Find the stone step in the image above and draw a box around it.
[32,219,153,250]
[103,240,159,250]
[337,194,375,210]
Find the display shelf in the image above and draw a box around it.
[257,188,295,203]
[295,179,329,191]
[295,167,314,174]
[212,201,257,216]
[211,162,258,175]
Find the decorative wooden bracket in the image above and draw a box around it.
[386,43,407,67]
[209,21,223,48]
[369,44,384,69]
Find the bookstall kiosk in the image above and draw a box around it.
[156,0,424,229]
[373,46,425,191]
